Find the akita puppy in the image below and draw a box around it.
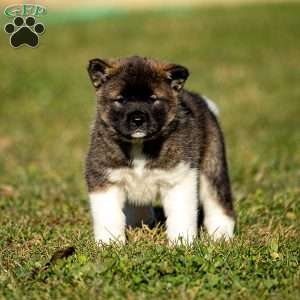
[85,56,235,244]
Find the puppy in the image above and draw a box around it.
[85,56,235,244]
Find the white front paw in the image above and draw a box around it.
[167,229,197,245]
[205,216,235,241]
[89,187,126,245]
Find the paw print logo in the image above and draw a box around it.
[4,16,45,48]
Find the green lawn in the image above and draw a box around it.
[0,2,299,299]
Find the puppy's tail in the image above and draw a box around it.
[203,96,220,117]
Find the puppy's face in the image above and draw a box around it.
[87,56,189,140]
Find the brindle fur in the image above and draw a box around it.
[85,56,234,220]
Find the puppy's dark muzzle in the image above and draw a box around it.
[128,111,147,129]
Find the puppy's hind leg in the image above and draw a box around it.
[199,124,235,240]
[200,174,235,240]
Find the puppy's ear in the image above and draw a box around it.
[165,64,189,91]
[88,58,112,88]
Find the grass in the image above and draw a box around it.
[0,2,300,299]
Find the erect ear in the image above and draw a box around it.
[87,58,112,88]
[165,64,189,91]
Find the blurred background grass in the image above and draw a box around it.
[0,1,299,299]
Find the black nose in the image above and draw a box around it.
[129,112,146,128]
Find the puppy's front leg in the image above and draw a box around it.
[162,170,198,244]
[89,185,126,244]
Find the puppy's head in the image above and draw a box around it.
[87,56,189,141]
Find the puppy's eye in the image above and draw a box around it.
[150,95,166,104]
[113,95,126,104]
[150,95,158,102]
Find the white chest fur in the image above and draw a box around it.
[108,143,191,205]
